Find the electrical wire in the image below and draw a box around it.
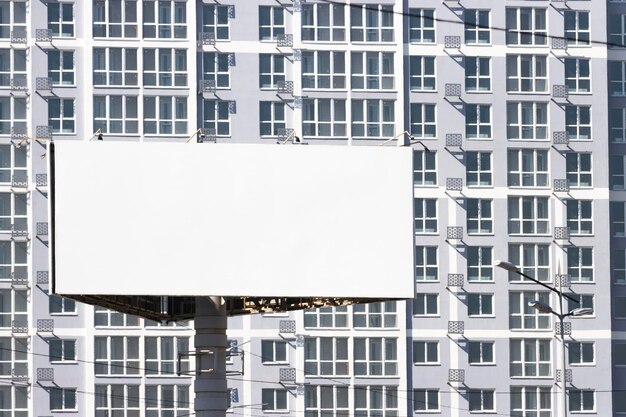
[315,0,622,49]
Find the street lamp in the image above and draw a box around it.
[495,260,594,417]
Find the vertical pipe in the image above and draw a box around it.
[558,280,567,417]
[194,296,228,417]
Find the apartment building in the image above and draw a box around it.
[0,0,618,416]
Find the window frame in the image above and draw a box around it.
[301,3,346,42]
[412,294,438,317]
[259,101,286,138]
[304,337,349,376]
[259,5,285,41]
[506,101,548,141]
[508,244,550,283]
[505,7,547,46]
[353,337,398,377]
[408,8,435,44]
[50,387,77,411]
[567,247,594,283]
[48,98,76,134]
[95,384,141,417]
[48,50,75,87]
[566,200,593,235]
[409,56,436,92]
[464,9,490,45]
[466,151,492,187]
[48,2,74,38]
[93,0,138,38]
[510,339,552,378]
[566,152,593,188]
[467,293,494,317]
[565,105,592,141]
[507,149,549,188]
[412,340,439,365]
[468,341,495,365]
[506,54,548,93]
[565,58,591,93]
[467,246,493,281]
[351,51,394,90]
[351,99,395,139]
[93,47,138,87]
[509,291,551,331]
[415,246,438,282]
[465,56,491,92]
[413,150,436,186]
[564,10,590,46]
[93,95,139,135]
[142,0,187,39]
[302,51,346,90]
[465,104,492,139]
[350,4,394,43]
[508,196,550,235]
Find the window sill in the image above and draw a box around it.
[467,315,496,318]
[465,91,493,94]
[50,313,78,317]
[413,363,441,366]
[505,91,550,95]
[413,315,441,318]
[261,362,290,366]
[50,361,78,365]
[262,410,290,414]
[468,363,496,366]
[51,410,78,414]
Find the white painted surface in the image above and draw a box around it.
[51,142,415,298]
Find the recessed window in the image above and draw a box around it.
[93,0,138,38]
[95,336,140,376]
[302,51,346,89]
[93,95,139,135]
[351,52,394,90]
[262,389,288,412]
[50,388,76,411]
[469,389,495,413]
[416,246,437,281]
[566,153,592,187]
[144,96,187,135]
[202,52,230,89]
[49,295,76,315]
[355,386,398,417]
[351,100,394,138]
[508,197,549,235]
[95,385,141,417]
[259,101,286,138]
[48,2,74,37]
[202,5,229,40]
[303,306,348,328]
[465,104,491,139]
[565,58,591,93]
[305,386,346,416]
[145,336,189,376]
[143,49,187,87]
[410,103,436,139]
[566,200,593,235]
[409,56,435,91]
[48,50,74,86]
[569,390,595,412]
[48,98,75,134]
[93,48,138,87]
[510,387,551,416]
[413,341,438,364]
[354,301,396,328]
[413,150,436,186]
[565,105,592,140]
[414,198,437,234]
[259,54,285,90]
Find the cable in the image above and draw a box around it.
[315,0,622,49]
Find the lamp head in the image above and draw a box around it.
[570,307,593,317]
[528,300,554,314]
[495,260,519,272]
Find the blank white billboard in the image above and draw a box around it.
[50,142,415,298]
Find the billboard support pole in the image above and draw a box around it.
[194,296,228,417]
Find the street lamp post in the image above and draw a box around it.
[495,260,593,417]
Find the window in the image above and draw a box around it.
[409,104,436,139]
[48,98,75,134]
[0,289,26,328]
[260,102,286,137]
[49,295,76,315]
[567,200,593,235]
[611,108,626,143]
[467,246,493,281]
[413,341,438,364]
[611,156,626,190]
[615,343,626,365]
[0,2,26,40]
[469,390,495,413]
[413,150,436,186]
[465,104,491,139]
[302,98,347,138]
[0,195,27,234]
[303,51,346,90]
[617,261,626,288]
[611,61,626,96]
[409,8,434,43]
[616,297,626,318]
[565,105,591,140]
[93,0,138,38]
[48,50,74,86]
[353,302,396,328]
[506,55,547,93]
[508,244,550,282]
[0,49,26,88]
[50,388,76,411]
[0,241,27,282]
[350,5,393,42]
[144,96,187,135]
[511,339,551,377]
[263,389,288,412]
[506,102,548,140]
[143,49,187,87]
[567,247,593,282]
[259,6,284,41]
[564,11,590,46]
[506,8,547,46]
[507,149,548,187]
[354,338,397,376]
[0,97,26,137]
[146,385,191,417]
[0,338,27,377]
[565,58,591,93]
[354,386,398,417]
[467,294,493,317]
[202,4,229,40]
[509,291,551,330]
[95,385,140,417]
[569,390,595,412]
[464,10,490,44]
[468,341,494,365]
[260,54,285,89]
[303,306,348,328]
[48,2,74,37]
[261,340,287,364]
[143,0,186,39]
[610,14,626,48]
[301,3,346,42]
[351,52,394,90]
[613,203,626,238]
[466,151,492,187]
[568,342,594,365]
[93,95,139,134]
[94,306,140,327]
[95,336,140,376]
[510,387,551,416]
[465,57,490,92]
[304,337,348,376]
[145,336,189,375]
[568,294,594,314]
[414,198,437,234]
[566,153,592,187]
[409,56,435,91]
[413,294,438,316]
[413,389,439,412]
[202,52,230,89]
[508,197,549,235]
[202,100,230,137]
[305,386,347,417]
[351,100,394,138]
[467,200,493,235]
[416,246,437,281]
[93,48,138,87]
[0,386,27,417]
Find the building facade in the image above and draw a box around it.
[0,0,618,416]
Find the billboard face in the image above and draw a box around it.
[50,142,415,298]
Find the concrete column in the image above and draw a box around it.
[194,296,228,417]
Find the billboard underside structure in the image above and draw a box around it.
[49,142,415,319]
